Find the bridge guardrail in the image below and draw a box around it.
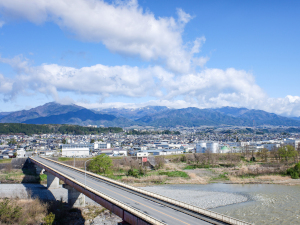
[40,156,252,225]
[30,157,166,225]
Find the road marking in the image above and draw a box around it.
[72,170,191,225]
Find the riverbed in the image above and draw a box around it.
[142,184,300,225]
[1,183,299,224]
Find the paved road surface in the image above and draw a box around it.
[33,156,223,225]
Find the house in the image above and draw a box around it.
[136,151,149,157]
[16,148,26,158]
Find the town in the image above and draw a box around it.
[1,125,299,159]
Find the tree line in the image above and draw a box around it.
[0,123,123,135]
[126,129,180,135]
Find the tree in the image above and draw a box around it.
[62,139,66,144]
[257,148,269,162]
[154,156,165,170]
[8,139,17,145]
[88,154,113,175]
[278,145,298,162]
[90,139,95,143]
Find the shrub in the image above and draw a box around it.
[184,164,218,170]
[250,157,256,162]
[43,212,55,225]
[158,171,189,178]
[127,167,146,178]
[40,174,47,182]
[127,169,140,178]
[287,162,300,179]
[0,199,22,223]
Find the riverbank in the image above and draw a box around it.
[0,184,121,225]
[120,162,300,187]
[1,163,299,188]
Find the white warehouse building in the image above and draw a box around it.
[94,142,111,149]
[284,138,300,149]
[196,142,219,153]
[62,144,91,157]
[196,142,207,153]
[206,142,219,153]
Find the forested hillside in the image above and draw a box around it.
[0,124,123,135]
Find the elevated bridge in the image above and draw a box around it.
[30,156,251,225]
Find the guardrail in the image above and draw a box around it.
[39,156,252,225]
[30,157,166,225]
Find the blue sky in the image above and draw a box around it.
[0,0,300,116]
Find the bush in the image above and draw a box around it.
[287,162,300,179]
[127,168,145,178]
[158,171,189,178]
[184,164,218,170]
[43,212,55,225]
[127,168,139,177]
[250,157,256,162]
[40,174,47,182]
[0,199,22,223]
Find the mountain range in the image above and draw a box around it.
[1,103,300,127]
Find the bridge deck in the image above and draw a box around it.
[31,156,248,225]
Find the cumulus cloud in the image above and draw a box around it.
[0,73,13,94]
[0,54,287,113]
[0,0,207,73]
[1,54,300,116]
[0,55,166,101]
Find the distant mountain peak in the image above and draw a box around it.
[1,102,300,127]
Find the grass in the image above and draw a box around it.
[58,157,93,162]
[106,174,123,180]
[0,198,48,225]
[83,206,106,220]
[238,174,256,179]
[184,164,219,170]
[40,174,47,182]
[0,169,40,184]
[164,154,185,159]
[158,171,189,178]
[0,158,12,164]
[210,172,229,181]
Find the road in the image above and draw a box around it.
[33,156,228,225]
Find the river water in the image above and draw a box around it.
[142,184,300,225]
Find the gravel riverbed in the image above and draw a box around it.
[140,185,248,209]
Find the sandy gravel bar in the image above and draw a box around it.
[140,185,248,209]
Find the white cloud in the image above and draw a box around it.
[0,20,4,27]
[0,0,207,73]
[4,54,300,116]
[0,73,13,94]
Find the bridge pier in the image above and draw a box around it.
[63,184,85,207]
[34,165,44,175]
[44,171,59,189]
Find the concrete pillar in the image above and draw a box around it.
[63,184,85,207]
[45,172,59,189]
[35,165,45,175]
